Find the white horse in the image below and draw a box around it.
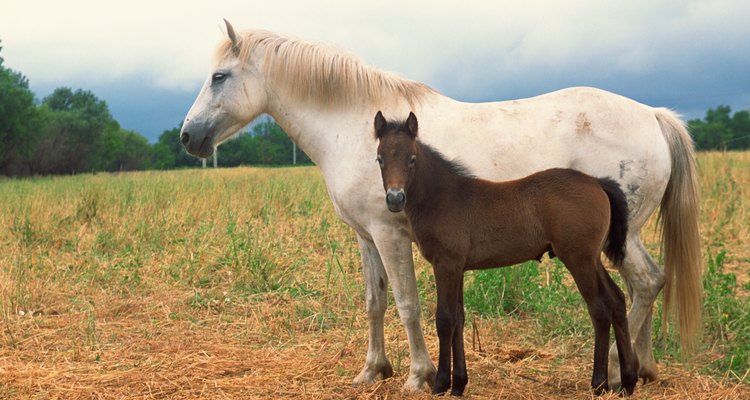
[180,21,701,392]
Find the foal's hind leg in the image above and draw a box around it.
[599,261,639,395]
[608,235,664,388]
[561,255,612,393]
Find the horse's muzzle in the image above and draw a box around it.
[180,123,215,159]
[386,189,406,212]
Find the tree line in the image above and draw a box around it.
[0,43,309,177]
[687,106,750,151]
[1,43,748,177]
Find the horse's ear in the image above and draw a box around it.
[374,111,386,139]
[406,112,418,138]
[224,19,240,56]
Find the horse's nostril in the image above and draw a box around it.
[180,132,190,145]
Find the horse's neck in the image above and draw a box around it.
[265,83,431,174]
[266,100,362,169]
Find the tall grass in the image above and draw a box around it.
[1,151,748,390]
[0,168,361,345]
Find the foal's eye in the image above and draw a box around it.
[376,155,384,168]
[409,155,416,167]
[212,72,228,84]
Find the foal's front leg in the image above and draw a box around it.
[451,281,469,396]
[432,262,464,395]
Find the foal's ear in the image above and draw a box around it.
[374,111,386,139]
[224,19,240,55]
[406,112,418,138]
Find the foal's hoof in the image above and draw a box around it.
[431,381,451,396]
[450,372,468,396]
[593,381,636,397]
[592,384,609,397]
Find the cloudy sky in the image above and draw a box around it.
[2,0,749,142]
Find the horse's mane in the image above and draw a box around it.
[215,30,436,108]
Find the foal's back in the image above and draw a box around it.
[447,168,612,271]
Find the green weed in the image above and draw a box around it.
[702,249,750,380]
[464,259,588,340]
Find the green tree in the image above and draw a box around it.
[31,88,118,174]
[727,109,750,149]
[689,105,750,151]
[97,128,154,171]
[219,120,311,166]
[0,42,42,175]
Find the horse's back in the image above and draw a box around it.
[418,87,672,229]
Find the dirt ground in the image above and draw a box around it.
[2,288,747,400]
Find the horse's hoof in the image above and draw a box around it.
[402,374,431,393]
[352,361,393,387]
[638,364,658,384]
[402,362,436,392]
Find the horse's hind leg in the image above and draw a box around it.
[608,235,664,388]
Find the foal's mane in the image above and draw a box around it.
[419,141,475,179]
[215,30,435,107]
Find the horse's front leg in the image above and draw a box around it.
[352,234,393,386]
[370,227,436,392]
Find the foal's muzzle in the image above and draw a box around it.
[386,189,406,212]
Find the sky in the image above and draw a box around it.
[1,0,749,142]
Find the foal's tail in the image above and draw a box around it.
[597,177,629,268]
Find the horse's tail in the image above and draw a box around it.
[655,108,702,355]
[597,177,629,268]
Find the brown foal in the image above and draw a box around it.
[374,111,638,396]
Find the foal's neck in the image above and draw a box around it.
[406,142,471,213]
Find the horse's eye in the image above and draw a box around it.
[376,155,384,168]
[409,155,416,167]
[212,72,228,84]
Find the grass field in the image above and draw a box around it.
[0,152,748,399]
